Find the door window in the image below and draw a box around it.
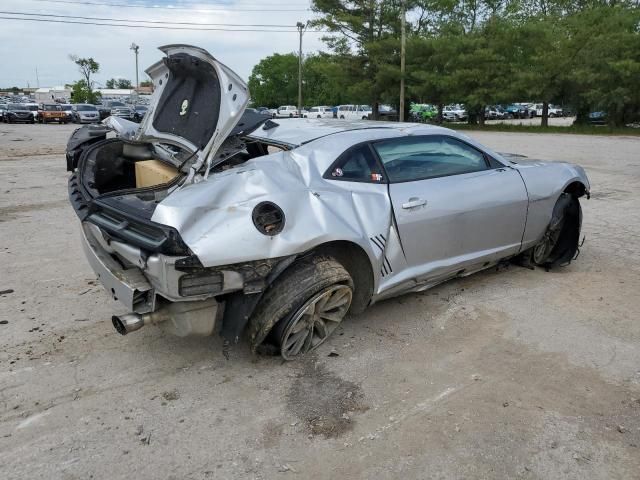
[373,136,489,183]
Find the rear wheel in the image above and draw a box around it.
[249,256,353,360]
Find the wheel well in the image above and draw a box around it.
[306,241,374,315]
[564,181,588,199]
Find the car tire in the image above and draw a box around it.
[340,115,345,119]
[317,115,321,118]
[248,256,354,360]
[532,193,582,268]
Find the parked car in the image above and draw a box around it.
[549,105,564,117]
[24,103,39,122]
[505,104,533,119]
[132,105,148,122]
[335,104,372,120]
[304,106,333,118]
[443,105,467,122]
[255,107,272,116]
[110,106,134,120]
[410,104,437,122]
[66,45,590,360]
[587,111,607,125]
[0,103,7,121]
[5,103,35,123]
[485,106,510,120]
[72,104,100,124]
[38,104,69,124]
[530,103,563,117]
[59,104,74,122]
[97,100,126,120]
[273,105,299,118]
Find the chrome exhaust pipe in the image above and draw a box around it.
[112,313,145,335]
[111,300,218,337]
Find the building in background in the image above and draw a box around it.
[34,86,71,103]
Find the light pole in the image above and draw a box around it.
[296,22,305,115]
[130,43,139,91]
[399,0,406,122]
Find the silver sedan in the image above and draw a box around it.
[66,45,590,360]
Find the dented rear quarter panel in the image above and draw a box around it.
[151,130,406,293]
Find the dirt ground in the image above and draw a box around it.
[1,123,639,480]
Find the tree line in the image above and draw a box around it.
[248,0,640,126]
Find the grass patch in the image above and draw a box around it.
[450,123,640,136]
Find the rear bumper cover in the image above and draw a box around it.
[81,223,154,312]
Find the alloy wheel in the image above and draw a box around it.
[277,284,352,360]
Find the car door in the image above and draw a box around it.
[374,135,528,281]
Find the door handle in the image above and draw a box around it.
[402,198,427,209]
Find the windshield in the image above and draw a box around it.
[43,105,60,111]
[26,105,38,111]
[110,102,125,107]
[135,106,147,111]
[77,105,97,111]
[8,104,25,110]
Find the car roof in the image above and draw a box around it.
[247,118,454,147]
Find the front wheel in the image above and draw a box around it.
[532,193,582,267]
[248,256,353,360]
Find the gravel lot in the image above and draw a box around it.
[1,123,639,480]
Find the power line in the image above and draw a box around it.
[25,0,311,13]
[0,15,327,33]
[0,11,298,28]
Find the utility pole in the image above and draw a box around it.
[296,22,305,115]
[130,43,139,91]
[35,67,40,88]
[399,0,406,122]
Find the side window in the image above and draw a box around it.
[373,136,489,183]
[326,144,385,183]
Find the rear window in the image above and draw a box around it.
[326,144,385,183]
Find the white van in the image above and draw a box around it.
[273,106,299,118]
[304,106,333,118]
[336,104,372,120]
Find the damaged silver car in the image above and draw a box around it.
[66,45,590,360]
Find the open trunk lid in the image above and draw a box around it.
[136,44,249,180]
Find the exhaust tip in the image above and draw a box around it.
[112,313,144,335]
[112,315,128,335]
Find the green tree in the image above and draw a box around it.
[106,78,133,89]
[248,53,299,107]
[311,0,405,117]
[69,55,100,104]
[70,80,101,104]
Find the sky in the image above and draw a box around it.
[0,0,327,88]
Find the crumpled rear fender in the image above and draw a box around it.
[151,151,394,293]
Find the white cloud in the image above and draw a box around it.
[0,0,327,87]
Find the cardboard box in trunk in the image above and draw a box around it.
[135,160,178,188]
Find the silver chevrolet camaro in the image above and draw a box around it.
[66,45,590,360]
